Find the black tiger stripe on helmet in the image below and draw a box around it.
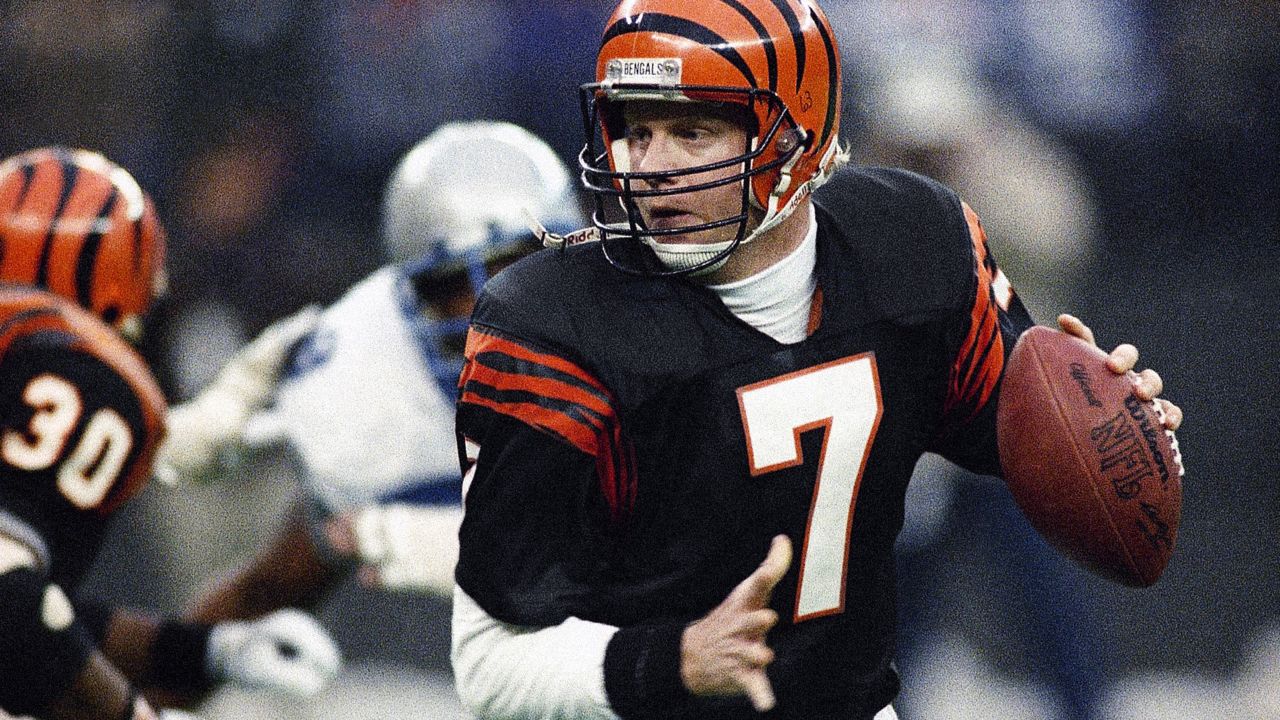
[0,146,166,336]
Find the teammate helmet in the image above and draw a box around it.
[580,0,844,275]
[0,147,167,335]
[381,120,582,294]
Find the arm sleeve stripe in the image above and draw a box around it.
[470,349,614,422]
[463,327,611,396]
[461,390,603,455]
[598,422,637,522]
[944,203,1006,420]
[459,327,637,520]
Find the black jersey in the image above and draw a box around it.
[0,286,166,590]
[455,167,1034,719]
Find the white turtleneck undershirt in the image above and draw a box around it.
[705,204,818,344]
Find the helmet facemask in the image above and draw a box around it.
[579,85,808,277]
[580,0,845,277]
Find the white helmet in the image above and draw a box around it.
[381,120,582,278]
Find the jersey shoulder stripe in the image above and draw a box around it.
[459,326,636,517]
[461,326,613,448]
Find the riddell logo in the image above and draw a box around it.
[1069,362,1104,407]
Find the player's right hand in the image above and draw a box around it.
[679,534,791,712]
[1057,313,1182,431]
[153,305,320,485]
[206,608,341,697]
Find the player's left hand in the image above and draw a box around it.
[206,608,341,697]
[154,305,321,485]
[680,534,791,712]
[324,503,462,598]
[1057,313,1183,432]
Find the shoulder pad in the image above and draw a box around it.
[472,247,595,356]
[814,166,975,323]
[0,286,166,516]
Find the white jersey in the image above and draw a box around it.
[261,267,462,512]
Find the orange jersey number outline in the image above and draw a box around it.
[737,353,884,622]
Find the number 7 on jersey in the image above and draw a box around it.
[737,354,882,621]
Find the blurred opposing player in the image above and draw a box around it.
[155,121,584,623]
[0,147,339,719]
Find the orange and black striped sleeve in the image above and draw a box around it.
[457,325,636,521]
[935,202,1034,472]
[943,203,1005,421]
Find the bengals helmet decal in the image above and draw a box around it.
[0,147,167,334]
[579,0,844,275]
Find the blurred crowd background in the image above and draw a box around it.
[2,1,1276,718]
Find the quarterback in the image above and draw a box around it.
[450,1,1183,719]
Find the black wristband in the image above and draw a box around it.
[147,620,215,694]
[603,622,695,719]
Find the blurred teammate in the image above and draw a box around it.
[0,147,339,719]
[155,121,583,621]
[448,2,1184,719]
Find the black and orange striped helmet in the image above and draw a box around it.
[0,147,167,337]
[579,0,844,275]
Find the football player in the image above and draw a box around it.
[0,147,339,720]
[449,2,1185,719]
[154,122,583,621]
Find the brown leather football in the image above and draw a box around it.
[997,325,1184,587]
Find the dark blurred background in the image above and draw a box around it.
[3,1,1275,718]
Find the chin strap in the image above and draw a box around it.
[525,209,600,249]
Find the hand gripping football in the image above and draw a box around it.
[996,326,1184,587]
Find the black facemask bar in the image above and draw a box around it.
[577,83,803,277]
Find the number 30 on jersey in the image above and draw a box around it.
[2,373,133,510]
[737,354,883,622]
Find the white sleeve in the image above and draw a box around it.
[351,503,462,597]
[451,586,622,720]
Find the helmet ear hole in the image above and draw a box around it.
[777,128,807,155]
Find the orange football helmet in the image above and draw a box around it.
[580,0,844,275]
[0,147,167,336]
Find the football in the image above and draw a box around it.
[996,325,1184,587]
